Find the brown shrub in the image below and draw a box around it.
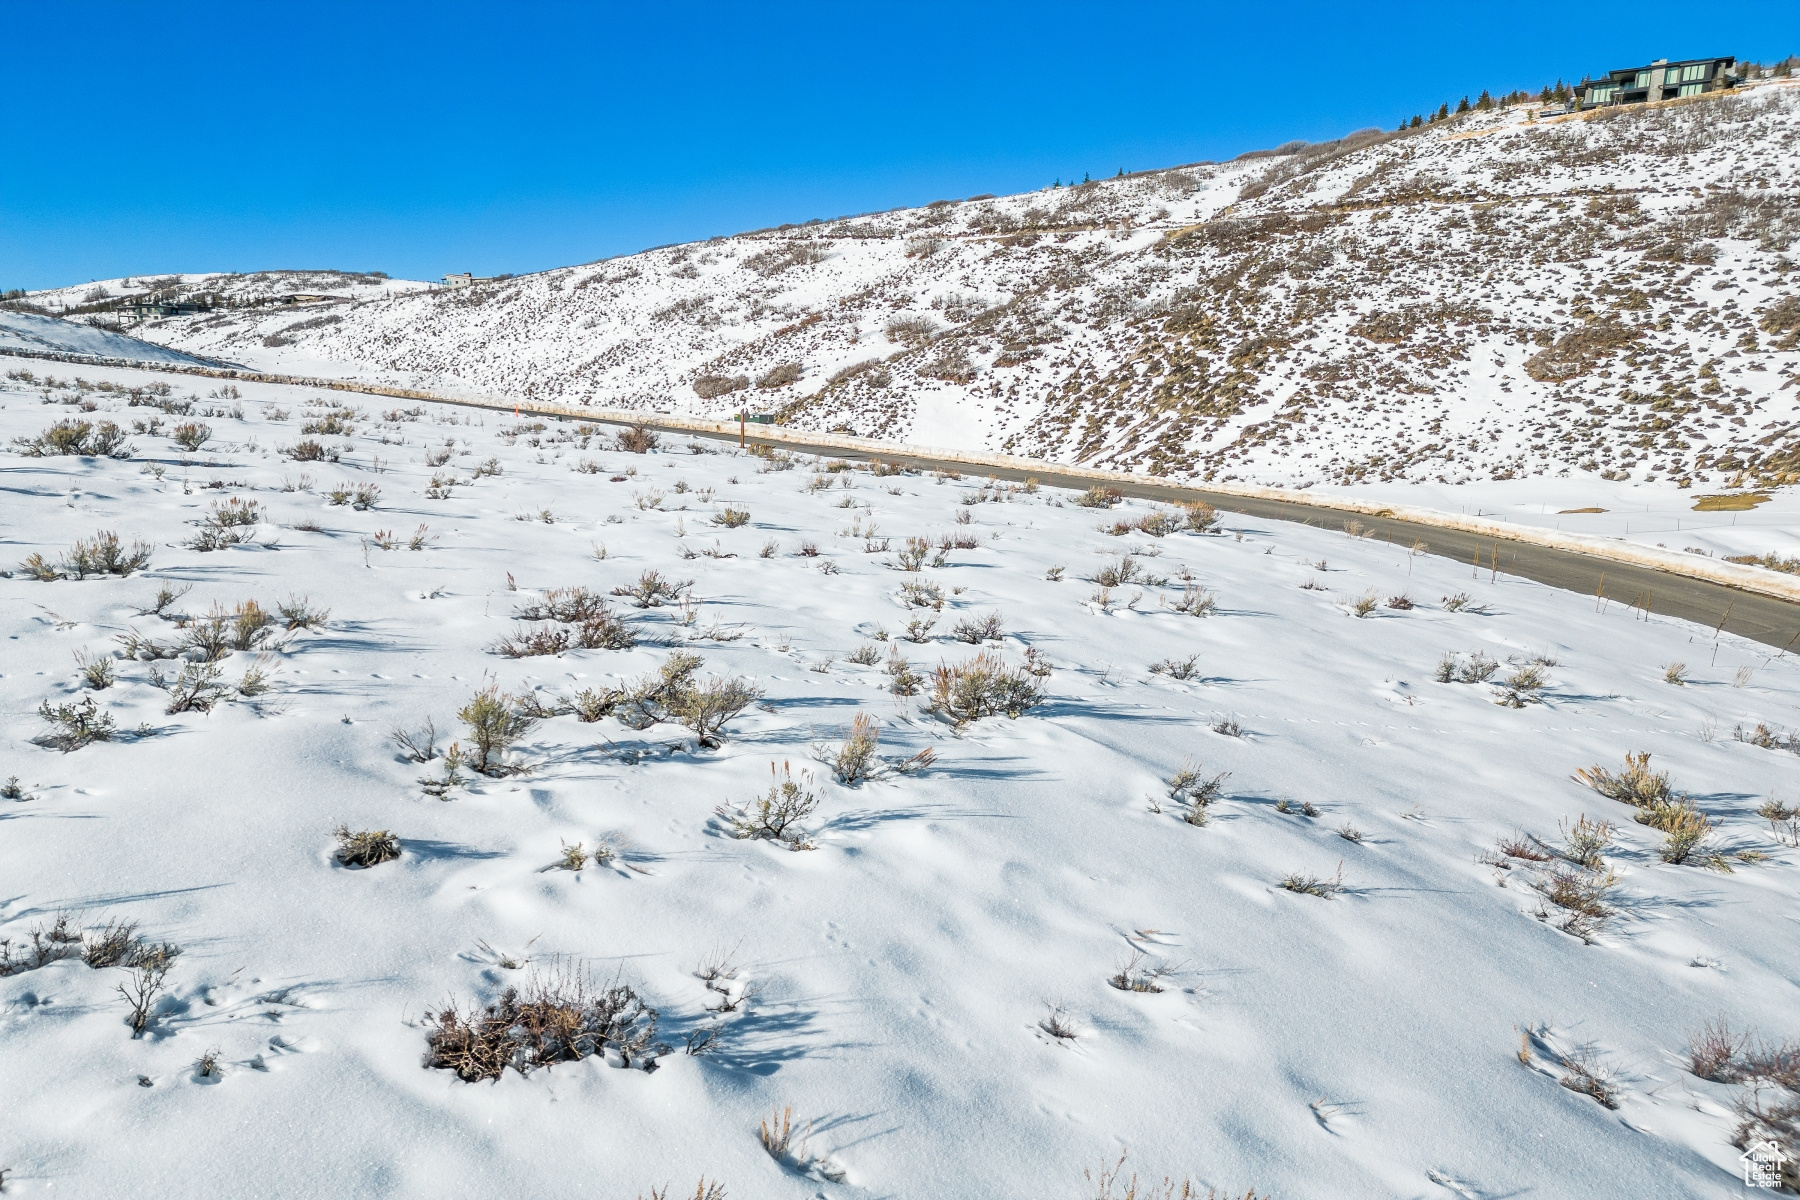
[1524,319,1642,382]
[692,374,749,399]
[425,964,664,1081]
[756,362,802,390]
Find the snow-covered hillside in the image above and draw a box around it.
[0,311,209,366]
[54,82,1800,498]
[3,359,1798,1198]
[23,270,429,314]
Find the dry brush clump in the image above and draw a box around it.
[671,673,763,749]
[1074,486,1123,508]
[35,695,116,750]
[425,963,666,1081]
[926,652,1045,726]
[616,423,660,453]
[1435,650,1498,684]
[1084,1150,1264,1200]
[335,825,401,868]
[1494,663,1551,707]
[1685,1018,1798,1182]
[278,594,330,630]
[160,661,229,713]
[494,624,572,657]
[114,940,181,1038]
[73,648,114,690]
[1168,584,1218,616]
[1280,861,1345,898]
[12,417,133,458]
[1106,510,1183,538]
[457,685,540,775]
[1108,949,1176,994]
[1576,752,1726,867]
[950,612,1005,644]
[721,762,818,848]
[1532,864,1618,942]
[189,497,262,550]
[20,530,153,581]
[1,917,83,976]
[1092,554,1149,588]
[613,569,690,608]
[1557,1045,1621,1110]
[1168,759,1228,825]
[814,712,934,785]
[170,421,212,453]
[573,653,761,748]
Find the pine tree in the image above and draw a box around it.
[1476,89,1493,110]
[1410,114,1423,128]
[1436,102,1450,120]
[1456,95,1471,113]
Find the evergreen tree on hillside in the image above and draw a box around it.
[1436,102,1450,120]
[1411,114,1423,128]
[1456,95,1471,113]
[1476,89,1493,110]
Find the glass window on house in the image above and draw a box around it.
[1679,83,1703,97]
[1682,64,1708,82]
[1634,71,1651,88]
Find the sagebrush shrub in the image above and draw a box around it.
[951,612,1004,644]
[458,685,539,774]
[613,570,689,608]
[616,424,659,454]
[1575,752,1673,806]
[1074,486,1122,508]
[669,674,762,749]
[426,965,665,1080]
[723,762,818,846]
[282,438,337,462]
[12,418,132,458]
[64,531,153,578]
[36,696,115,751]
[927,653,1044,726]
[335,825,401,867]
[1183,501,1219,532]
[171,421,212,453]
[163,661,227,713]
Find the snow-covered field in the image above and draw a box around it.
[4,359,1798,1197]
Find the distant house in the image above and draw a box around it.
[1578,57,1740,109]
[129,299,208,319]
[442,273,475,289]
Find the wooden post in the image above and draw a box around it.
[740,411,745,449]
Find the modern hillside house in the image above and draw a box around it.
[1578,57,1739,109]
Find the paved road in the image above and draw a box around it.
[682,427,1800,652]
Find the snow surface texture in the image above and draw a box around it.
[0,311,208,366]
[3,361,1798,1198]
[40,81,1800,505]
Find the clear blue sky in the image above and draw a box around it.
[3,1,1793,290]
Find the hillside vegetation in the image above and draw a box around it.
[32,83,1800,492]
